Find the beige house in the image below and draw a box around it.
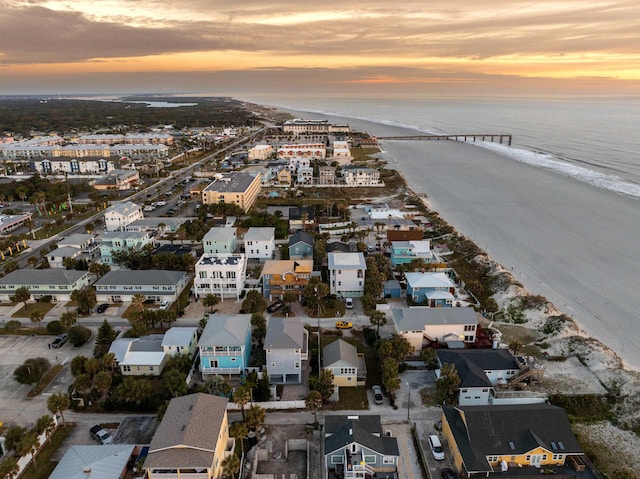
[323,339,366,387]
[145,393,234,479]
[108,335,167,376]
[202,172,261,211]
[162,327,199,357]
[276,168,293,187]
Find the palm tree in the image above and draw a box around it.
[34,415,55,445]
[0,456,19,479]
[203,293,220,313]
[222,454,241,479]
[305,390,323,426]
[59,311,77,330]
[130,293,146,323]
[16,431,40,470]
[30,310,44,328]
[47,392,70,426]
[368,310,387,338]
[94,371,112,397]
[245,404,266,432]
[233,385,251,421]
[229,422,248,454]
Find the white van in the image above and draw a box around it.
[345,298,354,309]
[428,434,445,460]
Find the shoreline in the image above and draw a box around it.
[269,105,640,372]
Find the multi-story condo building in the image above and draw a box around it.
[278,143,326,159]
[32,158,115,174]
[343,166,382,187]
[201,172,261,212]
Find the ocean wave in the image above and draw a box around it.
[476,141,640,199]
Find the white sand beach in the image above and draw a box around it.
[291,111,640,369]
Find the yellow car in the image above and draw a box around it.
[335,321,353,330]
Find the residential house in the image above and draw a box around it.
[288,231,314,259]
[261,259,313,300]
[390,240,436,266]
[275,168,293,187]
[94,270,187,303]
[323,339,366,387]
[48,445,137,479]
[202,227,237,255]
[93,169,140,191]
[286,156,311,173]
[201,172,261,212]
[382,279,402,299]
[323,415,399,479]
[162,327,199,358]
[0,270,91,302]
[125,217,184,234]
[326,242,351,253]
[145,393,234,479]
[296,165,314,186]
[392,307,479,352]
[405,272,456,306]
[342,166,381,187]
[386,230,423,243]
[104,201,143,231]
[108,335,167,376]
[99,230,153,265]
[289,206,316,230]
[318,166,336,185]
[265,317,308,384]
[53,233,99,264]
[442,404,586,478]
[244,227,275,260]
[194,254,246,300]
[198,314,252,377]
[332,140,351,157]
[436,349,546,406]
[48,246,84,269]
[328,252,367,298]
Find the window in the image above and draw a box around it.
[331,456,344,464]
[122,365,131,372]
[364,456,376,464]
[295,362,300,368]
[487,456,498,462]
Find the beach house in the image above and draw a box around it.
[264,317,308,384]
[328,252,367,298]
[198,314,252,377]
[405,271,456,306]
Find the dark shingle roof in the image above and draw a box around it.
[436,349,520,388]
[443,404,583,475]
[324,415,399,457]
[288,231,313,247]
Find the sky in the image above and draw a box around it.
[1,0,640,96]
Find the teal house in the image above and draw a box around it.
[198,314,252,378]
[288,231,314,259]
[202,227,237,255]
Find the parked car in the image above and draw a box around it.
[345,298,354,309]
[441,468,458,479]
[428,434,445,460]
[335,321,353,330]
[372,385,384,404]
[96,303,109,313]
[159,300,170,310]
[51,334,68,349]
[90,425,113,445]
[267,299,284,314]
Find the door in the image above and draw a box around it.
[530,455,543,467]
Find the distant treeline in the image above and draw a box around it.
[0,97,260,137]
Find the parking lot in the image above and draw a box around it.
[0,332,96,427]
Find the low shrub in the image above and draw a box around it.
[5,320,21,331]
[68,325,91,347]
[47,320,64,335]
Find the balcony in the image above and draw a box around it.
[201,366,241,375]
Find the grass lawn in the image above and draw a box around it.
[21,425,75,479]
[11,302,56,318]
[326,387,369,410]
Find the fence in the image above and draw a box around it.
[227,400,306,411]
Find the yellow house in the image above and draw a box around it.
[276,168,292,187]
[323,339,366,387]
[145,394,235,479]
[108,335,168,376]
[202,172,261,211]
[441,404,587,477]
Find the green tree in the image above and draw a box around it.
[129,293,146,323]
[202,293,220,313]
[70,287,97,315]
[368,310,387,338]
[89,262,111,278]
[0,456,19,479]
[16,431,40,470]
[420,348,439,370]
[378,335,414,363]
[381,358,400,397]
[163,369,188,398]
[73,373,92,393]
[241,290,267,314]
[205,375,232,397]
[4,426,27,452]
[12,286,30,311]
[14,357,50,386]
[47,392,70,426]
[222,453,241,479]
[34,415,55,445]
[229,421,248,454]
[59,311,77,330]
[509,339,524,356]
[94,371,112,397]
[436,363,461,405]
[29,310,44,328]
[251,312,267,346]
[255,371,272,402]
[305,390,323,425]
[94,319,117,358]
[233,385,251,421]
[70,355,88,377]
[302,277,329,315]
[282,291,298,312]
[309,369,335,403]
[245,404,266,431]
[85,357,100,377]
[115,377,153,405]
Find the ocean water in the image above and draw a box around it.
[251,96,640,199]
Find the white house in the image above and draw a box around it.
[104,201,144,231]
[286,157,311,173]
[265,317,309,384]
[332,140,351,157]
[0,270,91,302]
[296,165,314,186]
[392,307,479,352]
[162,327,199,358]
[56,234,100,262]
[328,252,367,298]
[244,227,275,261]
[194,254,247,301]
[342,166,381,186]
[48,246,84,269]
[94,270,188,303]
[108,335,167,376]
[48,445,137,479]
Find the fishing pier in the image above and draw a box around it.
[377,134,512,146]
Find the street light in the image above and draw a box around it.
[406,382,411,422]
[314,287,321,371]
